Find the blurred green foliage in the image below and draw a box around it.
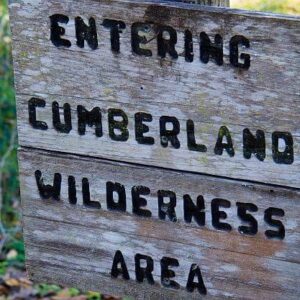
[231,0,300,14]
[0,0,18,226]
[0,0,21,276]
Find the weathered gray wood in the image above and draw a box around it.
[9,0,300,298]
[9,0,300,188]
[15,93,300,188]
[160,0,230,6]
[19,149,300,298]
[23,217,300,300]
[167,0,229,6]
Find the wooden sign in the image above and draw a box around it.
[9,0,300,298]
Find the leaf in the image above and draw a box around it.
[35,283,62,297]
[6,249,17,260]
[0,261,8,276]
[0,285,9,297]
[69,288,81,297]
[102,295,121,300]
[54,287,81,298]
[18,277,32,289]
[4,278,20,287]
[2,239,25,267]
[87,291,102,300]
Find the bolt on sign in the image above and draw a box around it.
[9,0,300,298]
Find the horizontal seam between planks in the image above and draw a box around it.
[19,146,300,191]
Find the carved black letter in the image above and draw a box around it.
[158,190,177,222]
[187,120,207,152]
[185,29,194,63]
[107,182,126,212]
[243,129,265,161]
[108,109,129,142]
[264,208,285,240]
[237,202,258,236]
[160,116,180,149]
[135,112,154,145]
[77,106,103,137]
[211,198,232,231]
[50,14,71,48]
[52,102,72,133]
[186,264,207,295]
[214,126,235,157]
[28,98,48,130]
[132,186,152,218]
[183,195,205,226]
[135,254,154,285]
[35,170,61,200]
[75,17,98,50]
[82,178,101,209]
[111,250,130,280]
[161,257,180,289]
[230,35,250,69]
[157,26,178,59]
[131,23,152,57]
[272,132,294,165]
[68,176,77,205]
[200,32,223,66]
[102,19,126,53]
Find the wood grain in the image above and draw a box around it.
[19,149,300,298]
[16,93,300,189]
[158,0,229,6]
[23,217,300,300]
[9,0,300,298]
[9,0,300,188]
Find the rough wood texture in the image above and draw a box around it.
[168,0,229,6]
[9,0,300,298]
[19,149,300,299]
[163,0,229,6]
[9,0,300,188]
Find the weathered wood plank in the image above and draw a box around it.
[9,0,300,297]
[16,94,300,188]
[18,149,300,298]
[19,149,300,262]
[9,0,300,187]
[23,217,300,300]
[158,0,230,6]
